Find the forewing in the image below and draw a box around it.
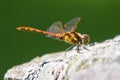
[46,21,64,37]
[47,21,64,33]
[64,17,81,32]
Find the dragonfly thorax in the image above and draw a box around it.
[60,32,90,45]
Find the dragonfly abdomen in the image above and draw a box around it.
[16,26,64,38]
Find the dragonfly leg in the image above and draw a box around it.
[76,45,91,53]
[83,46,96,54]
[65,45,74,57]
[65,45,75,52]
[83,46,90,51]
[76,45,80,53]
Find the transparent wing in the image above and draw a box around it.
[64,17,81,32]
[46,21,64,37]
[47,21,64,33]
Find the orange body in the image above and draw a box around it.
[16,17,90,51]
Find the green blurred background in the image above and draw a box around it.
[0,0,120,79]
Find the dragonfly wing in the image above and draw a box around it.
[47,21,64,33]
[46,21,64,37]
[64,17,81,32]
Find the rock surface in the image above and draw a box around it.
[4,35,120,80]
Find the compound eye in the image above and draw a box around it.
[81,34,90,44]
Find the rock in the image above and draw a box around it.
[4,35,120,80]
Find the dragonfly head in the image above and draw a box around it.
[81,34,90,44]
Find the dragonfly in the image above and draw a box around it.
[16,17,90,53]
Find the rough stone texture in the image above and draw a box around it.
[4,35,120,80]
